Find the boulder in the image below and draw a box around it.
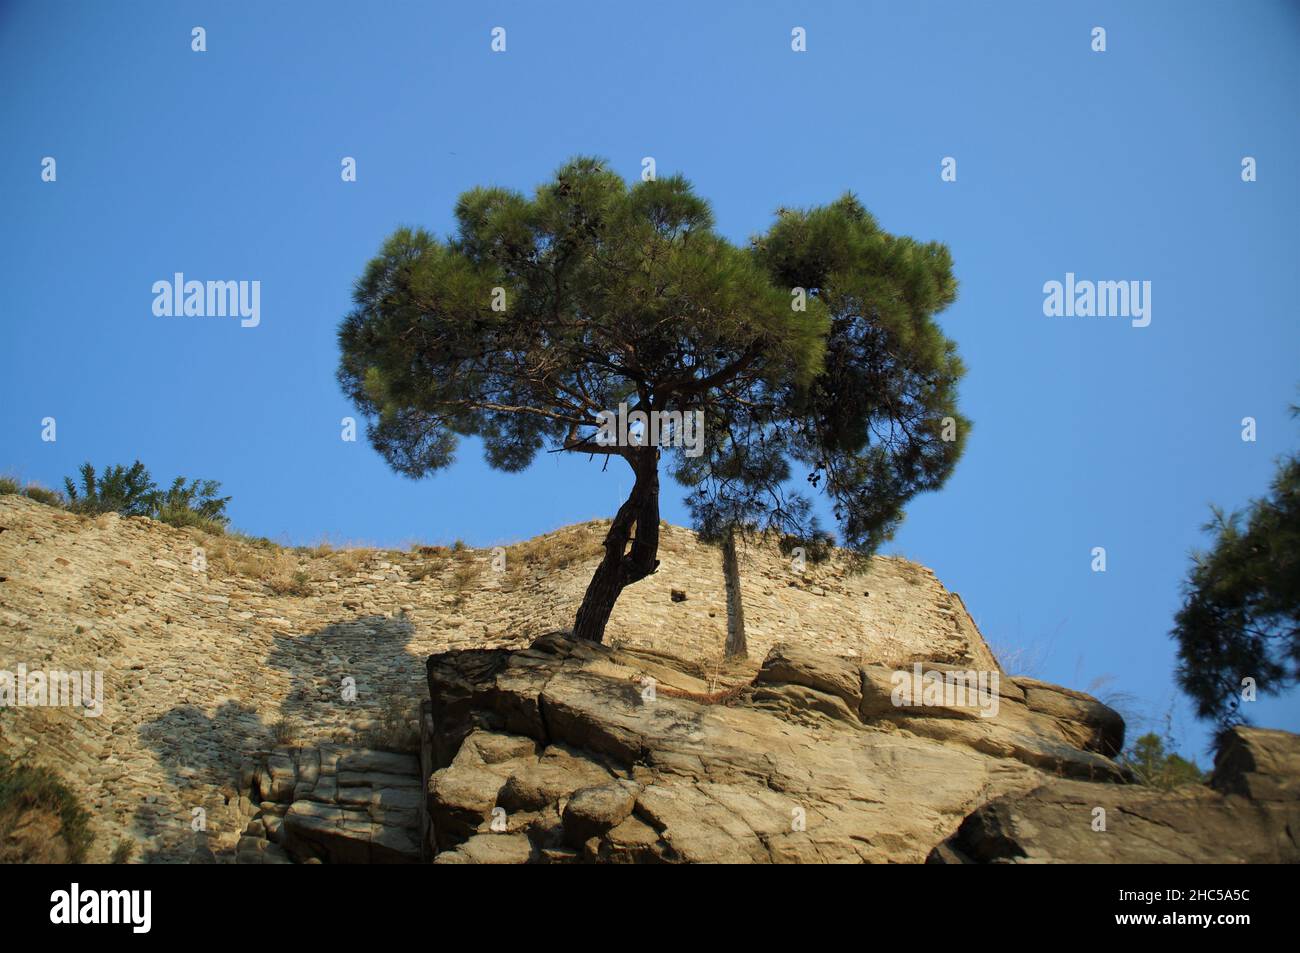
[240,744,423,864]
[929,725,1300,863]
[562,781,639,846]
[422,634,1137,863]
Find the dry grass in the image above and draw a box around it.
[448,558,481,604]
[508,526,605,574]
[408,558,445,582]
[265,554,312,596]
[330,548,367,574]
[269,716,301,744]
[200,537,317,595]
[356,696,421,752]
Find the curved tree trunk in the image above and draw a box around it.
[722,525,748,659]
[573,450,661,642]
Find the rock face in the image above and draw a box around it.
[234,745,422,864]
[5,495,1295,864]
[0,495,997,861]
[928,726,1300,864]
[422,633,1130,863]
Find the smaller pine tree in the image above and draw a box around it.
[64,461,155,516]
[152,477,231,532]
[1122,732,1206,790]
[1173,411,1299,725]
[62,461,231,532]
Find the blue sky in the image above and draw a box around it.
[3,0,1298,756]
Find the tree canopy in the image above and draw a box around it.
[1174,429,1300,725]
[339,158,969,641]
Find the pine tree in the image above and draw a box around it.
[338,158,969,643]
[64,461,156,517]
[1122,733,1206,790]
[1173,413,1300,725]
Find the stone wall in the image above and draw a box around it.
[0,495,999,862]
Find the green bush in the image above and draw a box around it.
[0,476,19,495]
[153,476,230,533]
[1122,732,1207,790]
[0,755,94,863]
[62,461,231,531]
[64,461,156,517]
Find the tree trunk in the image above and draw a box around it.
[573,451,661,642]
[722,525,748,659]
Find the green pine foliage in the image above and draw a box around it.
[1122,733,1207,790]
[1173,415,1300,725]
[152,477,232,533]
[64,461,156,516]
[61,461,231,533]
[339,158,969,641]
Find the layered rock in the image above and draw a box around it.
[0,495,999,861]
[234,745,422,863]
[928,726,1300,864]
[422,633,1128,863]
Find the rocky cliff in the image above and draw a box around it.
[1,494,1295,863]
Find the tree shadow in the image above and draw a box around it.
[262,612,421,731]
[134,614,422,861]
[133,698,263,862]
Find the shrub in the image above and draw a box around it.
[153,477,230,533]
[332,548,366,573]
[358,696,421,751]
[0,755,94,863]
[229,531,277,550]
[448,559,481,604]
[64,461,155,516]
[408,560,443,582]
[62,461,232,532]
[0,476,19,495]
[1122,733,1207,790]
[266,554,312,596]
[22,484,65,507]
[270,716,301,744]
